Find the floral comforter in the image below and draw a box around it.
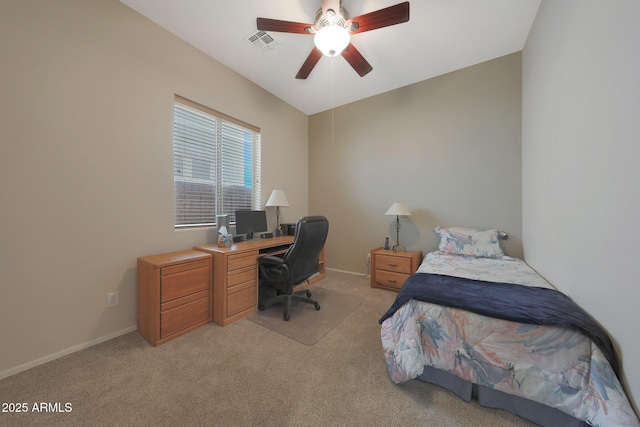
[380,252,640,426]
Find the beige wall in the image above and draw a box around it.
[522,0,640,411]
[0,0,308,376]
[7,2,636,416]
[309,53,523,274]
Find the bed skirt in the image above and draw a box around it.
[417,366,588,427]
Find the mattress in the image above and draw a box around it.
[380,251,639,426]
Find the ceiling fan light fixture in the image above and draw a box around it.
[314,24,350,57]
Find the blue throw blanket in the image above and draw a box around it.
[379,273,619,376]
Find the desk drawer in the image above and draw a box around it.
[374,270,409,291]
[160,265,210,303]
[228,265,256,288]
[228,253,256,271]
[161,296,210,338]
[227,285,256,317]
[376,254,413,274]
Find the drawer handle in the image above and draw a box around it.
[389,279,397,283]
[388,263,398,267]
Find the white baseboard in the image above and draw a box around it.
[0,325,137,380]
[1,269,371,380]
[326,267,369,278]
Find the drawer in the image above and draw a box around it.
[374,269,409,291]
[161,265,210,303]
[227,285,256,317]
[161,259,210,276]
[376,254,413,274]
[228,265,256,288]
[228,253,256,271]
[161,289,209,312]
[160,296,210,338]
[228,279,254,295]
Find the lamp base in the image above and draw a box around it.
[393,216,405,252]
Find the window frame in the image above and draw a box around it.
[173,95,261,229]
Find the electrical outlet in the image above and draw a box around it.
[366,253,371,264]
[107,291,119,308]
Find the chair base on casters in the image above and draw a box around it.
[259,288,321,321]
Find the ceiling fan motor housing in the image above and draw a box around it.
[313,7,349,29]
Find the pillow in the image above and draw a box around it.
[434,226,505,258]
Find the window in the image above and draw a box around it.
[173,96,261,228]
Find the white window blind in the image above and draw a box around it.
[173,96,261,228]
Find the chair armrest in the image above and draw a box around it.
[258,256,290,284]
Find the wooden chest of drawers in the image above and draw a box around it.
[137,250,212,346]
[370,248,422,292]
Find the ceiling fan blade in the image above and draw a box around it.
[341,43,373,77]
[257,18,313,34]
[348,1,410,34]
[321,0,341,17]
[296,48,323,79]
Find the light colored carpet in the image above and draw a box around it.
[247,287,364,345]
[0,270,535,427]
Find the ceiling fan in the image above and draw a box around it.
[256,1,410,79]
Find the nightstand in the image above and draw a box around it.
[370,247,422,292]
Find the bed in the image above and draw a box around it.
[379,227,640,427]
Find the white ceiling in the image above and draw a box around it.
[119,0,541,115]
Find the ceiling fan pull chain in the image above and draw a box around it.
[331,58,335,146]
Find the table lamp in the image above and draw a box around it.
[385,202,411,252]
[265,189,289,236]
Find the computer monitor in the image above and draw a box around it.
[234,210,268,240]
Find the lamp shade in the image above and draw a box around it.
[385,202,411,216]
[314,24,350,57]
[265,189,289,207]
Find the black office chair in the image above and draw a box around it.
[258,216,329,321]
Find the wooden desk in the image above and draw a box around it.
[194,237,325,326]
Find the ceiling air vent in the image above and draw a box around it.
[245,30,280,52]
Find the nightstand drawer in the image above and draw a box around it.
[376,254,413,274]
[370,248,422,292]
[374,270,409,291]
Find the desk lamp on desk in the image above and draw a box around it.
[265,189,289,237]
